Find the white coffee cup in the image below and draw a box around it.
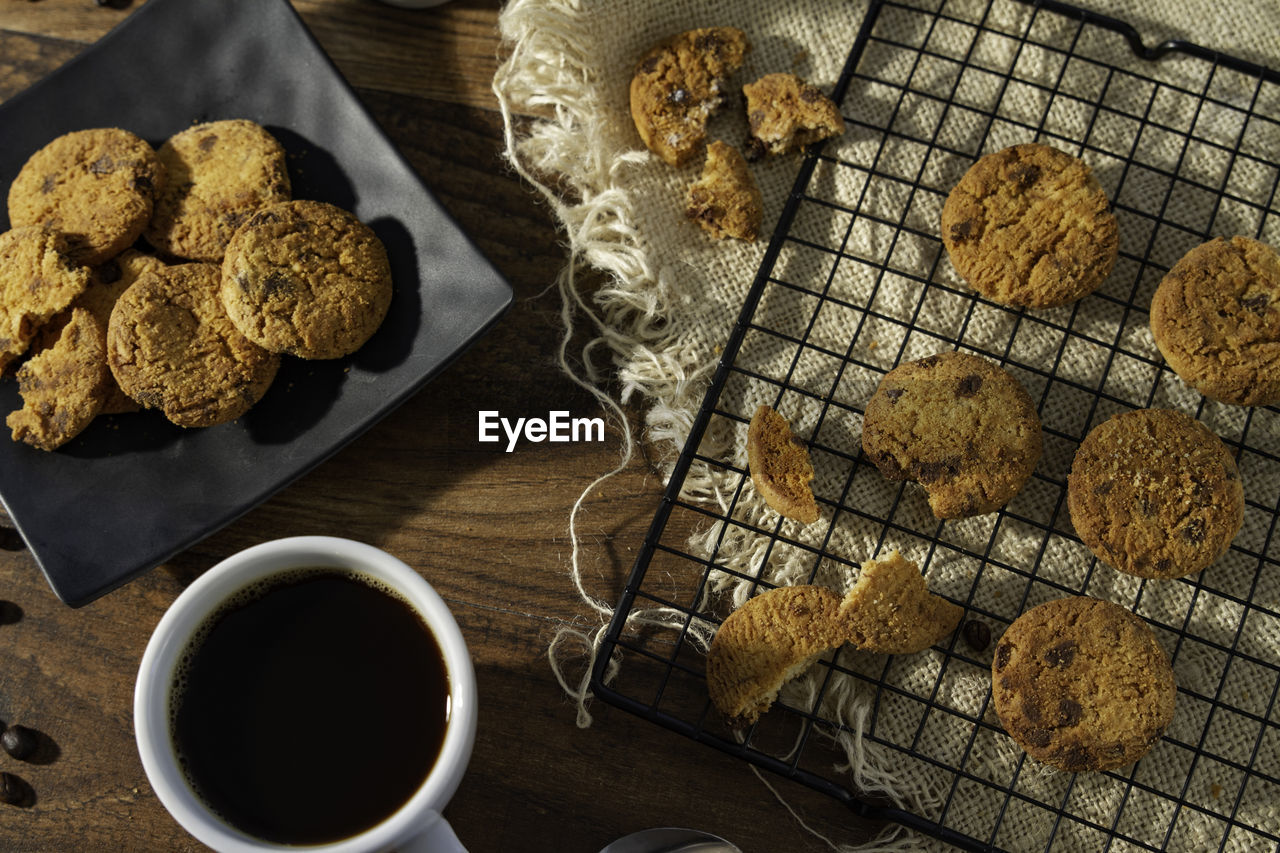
[134,536,477,853]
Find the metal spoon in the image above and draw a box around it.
[597,827,743,853]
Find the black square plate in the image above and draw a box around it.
[0,0,513,606]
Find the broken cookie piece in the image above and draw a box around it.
[629,27,750,167]
[747,404,819,523]
[7,307,109,451]
[65,249,164,416]
[686,141,763,242]
[837,551,962,654]
[706,554,961,724]
[706,584,845,726]
[742,72,845,160]
[0,225,92,373]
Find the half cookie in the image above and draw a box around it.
[747,404,819,524]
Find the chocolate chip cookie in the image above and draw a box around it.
[219,200,393,360]
[707,584,845,726]
[0,225,92,372]
[1149,236,1280,407]
[686,141,763,242]
[107,262,279,428]
[861,351,1042,518]
[1067,408,1243,579]
[742,72,845,160]
[629,27,750,167]
[992,596,1176,772]
[6,128,164,266]
[145,119,291,262]
[941,143,1117,308]
[6,307,109,451]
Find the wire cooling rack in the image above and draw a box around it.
[593,0,1279,850]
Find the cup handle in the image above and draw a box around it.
[396,809,468,853]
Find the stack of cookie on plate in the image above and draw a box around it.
[2,119,392,450]
[708,139,1276,775]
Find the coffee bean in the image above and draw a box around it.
[1,726,37,761]
[0,527,25,551]
[0,772,28,806]
[0,602,20,626]
[962,619,991,652]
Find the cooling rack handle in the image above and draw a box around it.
[1022,0,1280,82]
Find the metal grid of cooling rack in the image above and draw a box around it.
[594,0,1280,850]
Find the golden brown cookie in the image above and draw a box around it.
[220,200,393,360]
[0,225,92,372]
[144,119,291,262]
[6,307,109,451]
[1067,408,1242,579]
[941,143,1117,308]
[992,596,1176,772]
[107,262,279,428]
[6,128,164,266]
[837,551,962,654]
[746,404,819,523]
[1149,236,1280,407]
[629,27,750,167]
[685,141,763,242]
[706,584,844,726]
[60,249,168,416]
[742,72,845,160]
[861,351,1042,518]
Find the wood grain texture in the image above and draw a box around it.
[0,2,884,851]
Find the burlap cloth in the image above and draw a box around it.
[492,1,1280,850]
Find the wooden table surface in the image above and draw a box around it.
[0,1,885,850]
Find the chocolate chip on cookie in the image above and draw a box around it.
[1149,236,1280,407]
[941,143,1117,308]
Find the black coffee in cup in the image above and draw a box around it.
[170,568,450,845]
